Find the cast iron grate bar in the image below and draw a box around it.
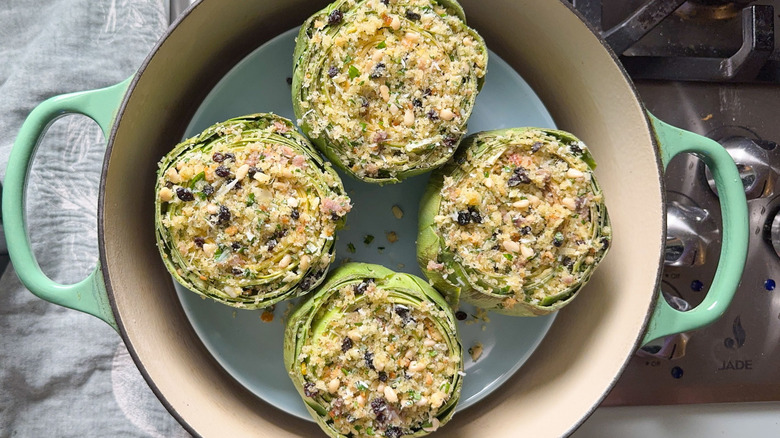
[602,0,688,55]
[620,5,775,82]
[569,0,778,83]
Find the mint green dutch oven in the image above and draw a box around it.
[3,0,748,436]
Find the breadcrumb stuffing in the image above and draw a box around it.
[157,119,351,305]
[432,129,606,304]
[297,0,487,180]
[297,281,458,436]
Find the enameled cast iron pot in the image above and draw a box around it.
[4,0,749,436]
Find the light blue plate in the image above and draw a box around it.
[177,27,557,421]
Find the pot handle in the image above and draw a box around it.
[2,77,133,330]
[641,112,749,345]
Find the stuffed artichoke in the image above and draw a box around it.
[284,263,462,437]
[155,114,351,309]
[292,0,488,183]
[417,128,611,316]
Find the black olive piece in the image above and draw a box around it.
[520,226,532,235]
[443,135,459,148]
[271,229,288,241]
[232,180,242,191]
[327,9,343,26]
[202,184,215,197]
[331,212,341,221]
[531,142,542,153]
[507,167,531,186]
[422,88,432,97]
[291,207,300,220]
[354,278,374,294]
[412,98,422,108]
[267,238,277,251]
[455,310,467,321]
[231,242,241,250]
[216,205,231,226]
[378,371,388,382]
[286,77,292,85]
[328,66,339,78]
[369,62,386,79]
[165,181,174,189]
[341,337,353,352]
[385,427,404,438]
[456,211,471,225]
[426,110,439,120]
[300,269,325,291]
[405,9,421,20]
[570,143,583,155]
[194,237,205,248]
[562,256,574,267]
[215,166,231,178]
[371,398,388,423]
[212,152,225,162]
[553,233,564,247]
[303,382,318,397]
[364,351,375,370]
[231,267,243,276]
[358,97,369,115]
[176,187,195,202]
[468,206,482,224]
[394,305,412,323]
[371,398,387,415]
[601,237,610,249]
[247,167,260,178]
[299,276,314,291]
[224,152,235,161]
[381,0,389,4]
[330,397,346,417]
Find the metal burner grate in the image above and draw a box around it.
[569,0,779,82]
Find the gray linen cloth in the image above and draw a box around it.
[0,1,189,436]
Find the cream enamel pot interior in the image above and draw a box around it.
[3,0,748,436]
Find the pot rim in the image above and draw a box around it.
[98,3,203,436]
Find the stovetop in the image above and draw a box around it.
[570,0,780,406]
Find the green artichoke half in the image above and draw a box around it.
[292,0,488,183]
[284,263,462,438]
[155,114,351,309]
[417,128,611,316]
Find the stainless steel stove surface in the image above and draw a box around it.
[570,0,780,406]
